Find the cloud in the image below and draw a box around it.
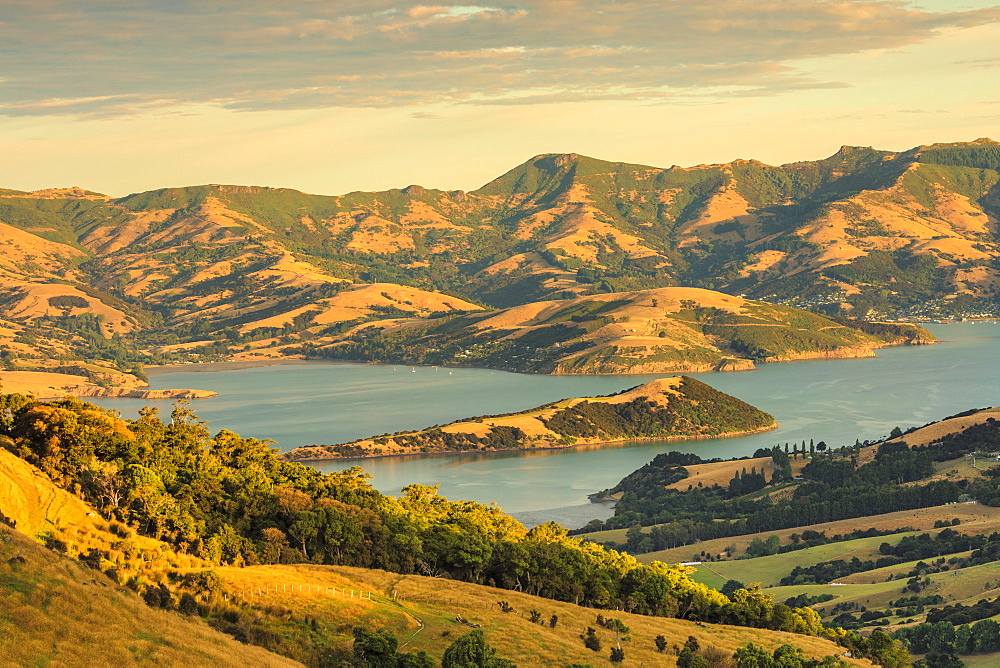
[2,0,999,116]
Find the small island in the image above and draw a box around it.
[281,375,777,461]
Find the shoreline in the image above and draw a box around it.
[145,333,933,379]
[283,422,780,464]
[144,358,344,377]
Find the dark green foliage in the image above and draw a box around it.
[925,595,1000,625]
[896,618,1000,657]
[837,629,911,667]
[440,630,515,667]
[589,423,967,543]
[920,144,1000,172]
[544,377,774,441]
[351,627,440,667]
[732,642,848,668]
[744,536,781,559]
[581,627,601,652]
[783,593,835,609]
[721,580,747,598]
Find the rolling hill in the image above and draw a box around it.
[296,286,932,374]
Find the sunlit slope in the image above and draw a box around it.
[0,446,209,587]
[308,286,933,374]
[205,563,872,666]
[0,527,300,667]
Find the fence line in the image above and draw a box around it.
[222,585,516,616]
[225,583,378,606]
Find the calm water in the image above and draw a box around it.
[92,322,999,514]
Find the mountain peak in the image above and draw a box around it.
[534,153,580,169]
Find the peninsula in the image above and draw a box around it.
[281,375,777,461]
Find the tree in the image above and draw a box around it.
[733,642,772,667]
[353,627,397,665]
[581,627,601,652]
[654,634,668,653]
[722,579,746,597]
[602,616,630,649]
[442,630,515,668]
[353,627,435,667]
[609,647,625,662]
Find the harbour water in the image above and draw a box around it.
[91,322,999,518]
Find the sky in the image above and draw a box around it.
[2,0,999,197]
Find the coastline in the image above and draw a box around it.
[144,358,343,377]
[145,333,932,379]
[282,422,779,463]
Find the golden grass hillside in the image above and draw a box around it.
[0,526,300,667]
[888,406,1000,448]
[205,563,873,667]
[0,448,207,588]
[307,285,933,376]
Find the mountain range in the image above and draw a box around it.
[0,138,995,386]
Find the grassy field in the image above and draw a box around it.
[208,563,872,667]
[755,556,1000,629]
[766,579,903,613]
[584,499,999,551]
[623,503,1000,565]
[891,407,1000,448]
[664,456,775,491]
[686,533,925,588]
[958,651,1000,667]
[0,527,298,667]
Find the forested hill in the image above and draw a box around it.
[0,138,991,389]
[282,376,777,460]
[581,407,1000,541]
[0,389,909,665]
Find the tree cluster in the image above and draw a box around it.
[0,393,829,636]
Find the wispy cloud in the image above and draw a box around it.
[2,1,998,117]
